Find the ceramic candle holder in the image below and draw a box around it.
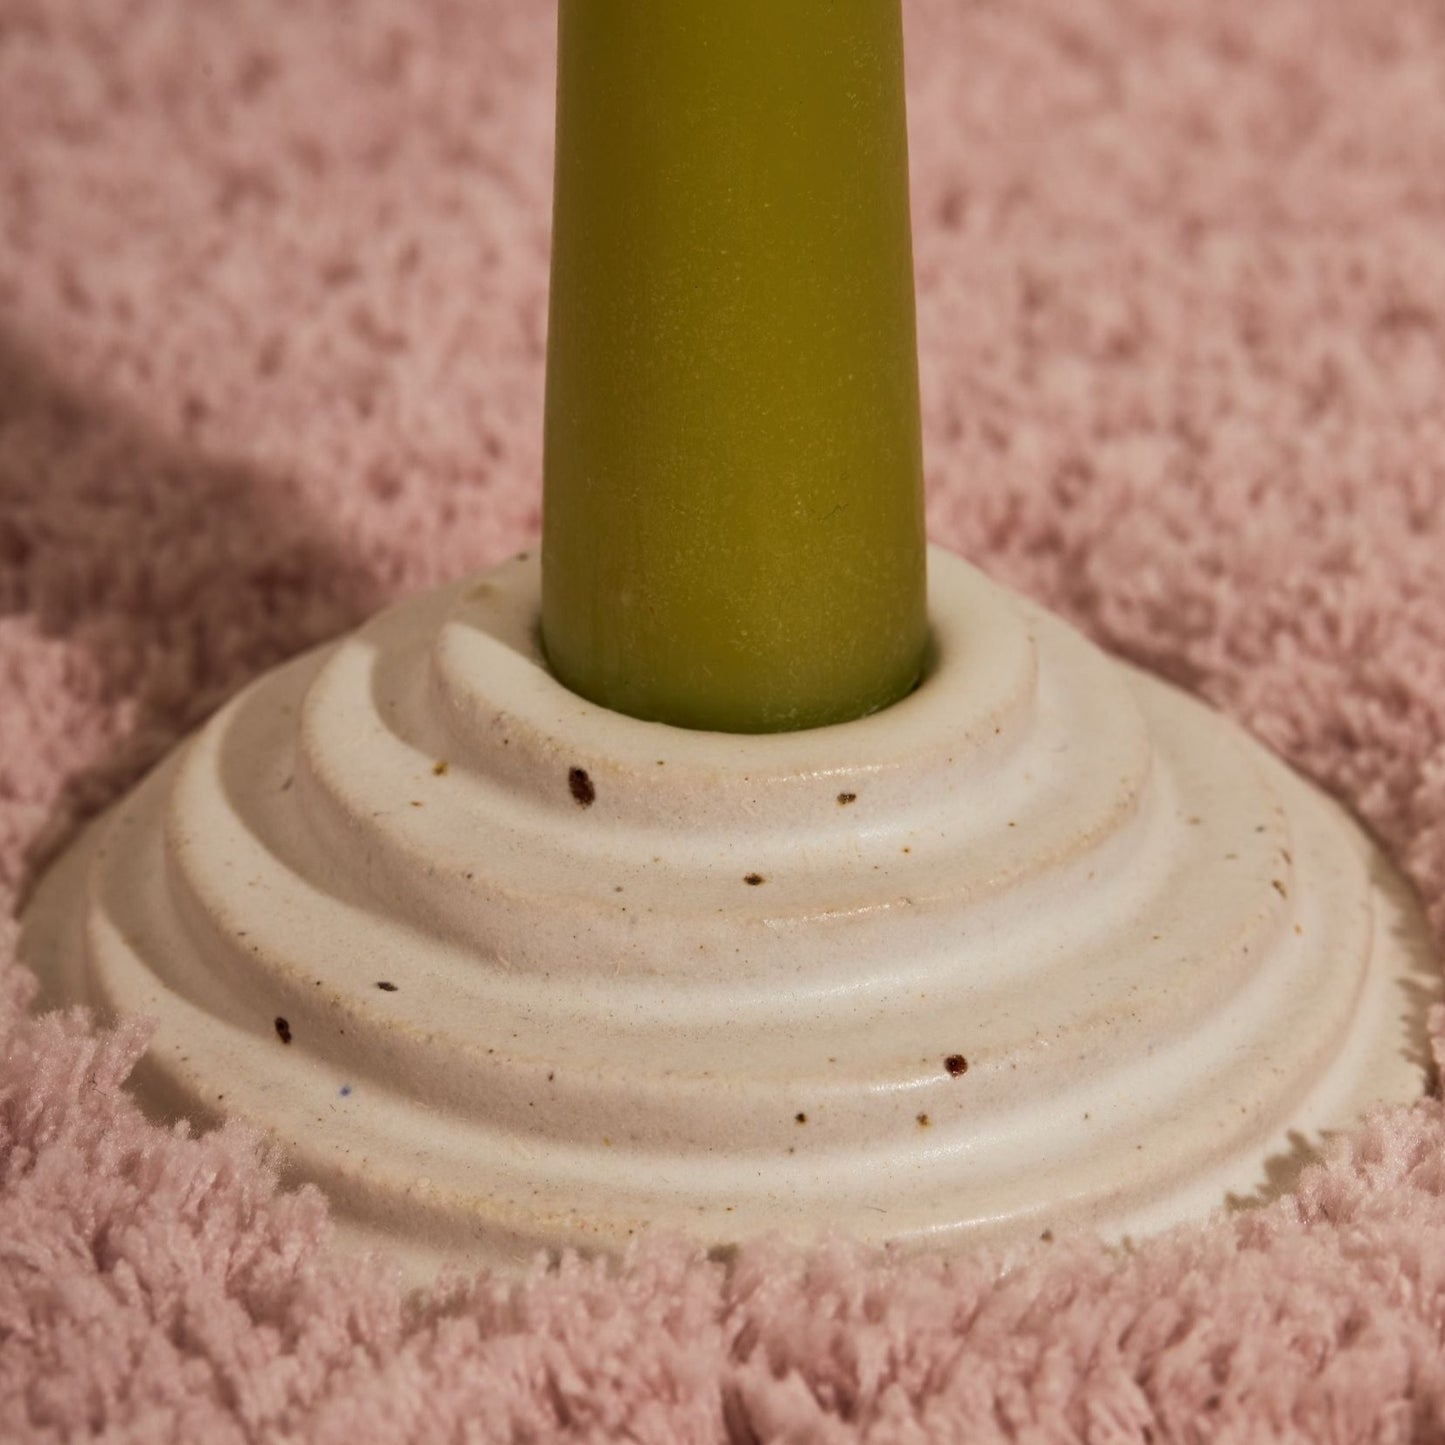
[19,547,1435,1280]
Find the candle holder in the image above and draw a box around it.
[19,546,1434,1279]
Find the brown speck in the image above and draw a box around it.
[433,760,449,776]
[837,792,857,806]
[1040,1229,1055,1243]
[410,800,424,809]
[280,775,293,793]
[795,1112,808,1124]
[745,873,765,886]
[568,767,596,807]
[274,1017,292,1045]
[1273,879,1288,898]
[916,1113,931,1128]
[1294,923,1304,936]
[902,846,912,854]
[547,1071,555,1082]
[945,1054,968,1077]
[603,1136,612,1147]
[377,981,398,992]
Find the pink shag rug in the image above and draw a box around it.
[4,1,1445,1439]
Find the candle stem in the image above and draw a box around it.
[542,1,927,733]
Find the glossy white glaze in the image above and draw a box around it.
[20,548,1437,1278]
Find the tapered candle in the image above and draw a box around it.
[542,1,927,733]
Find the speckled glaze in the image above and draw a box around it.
[20,548,1436,1278]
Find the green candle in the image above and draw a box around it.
[542,1,927,733]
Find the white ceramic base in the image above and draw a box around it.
[19,547,1438,1279]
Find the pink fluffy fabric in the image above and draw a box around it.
[3,0,1445,1439]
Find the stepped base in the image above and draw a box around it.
[20,547,1438,1279]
